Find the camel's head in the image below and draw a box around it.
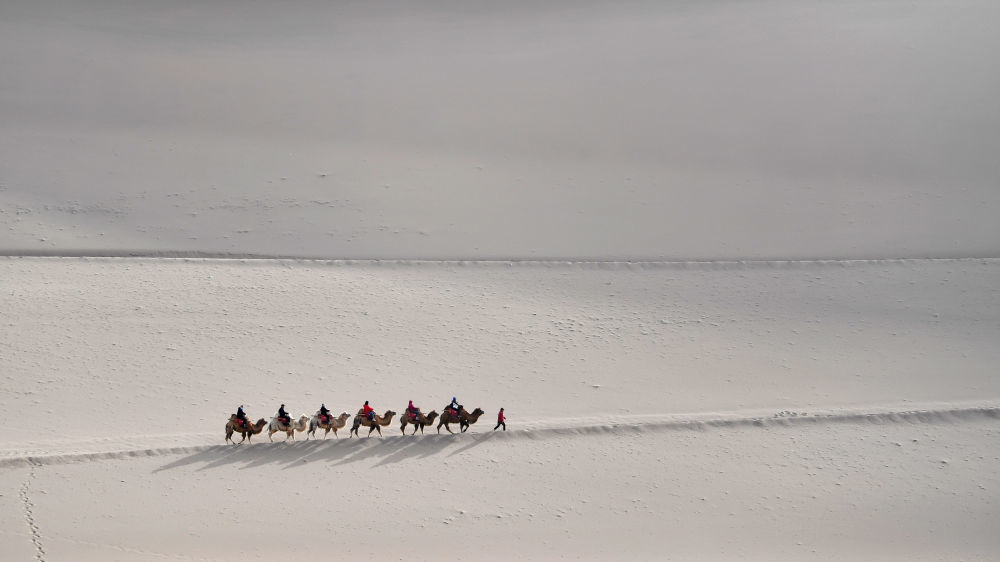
[472,408,484,416]
[426,411,439,421]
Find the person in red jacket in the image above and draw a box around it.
[493,407,506,431]
[406,400,421,421]
[362,400,375,421]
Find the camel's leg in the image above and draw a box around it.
[268,430,275,442]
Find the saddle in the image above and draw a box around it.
[407,411,421,422]
[320,414,330,424]
[278,416,291,425]
[235,417,247,427]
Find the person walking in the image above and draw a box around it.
[493,407,506,431]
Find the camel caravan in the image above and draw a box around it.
[225,399,494,444]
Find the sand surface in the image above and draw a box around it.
[1,258,998,560]
[2,0,999,559]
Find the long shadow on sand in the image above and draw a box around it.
[155,430,499,473]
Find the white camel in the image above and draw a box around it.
[307,411,350,439]
[267,415,309,442]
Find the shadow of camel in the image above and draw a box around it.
[155,431,496,473]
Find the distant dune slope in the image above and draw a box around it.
[2,0,999,259]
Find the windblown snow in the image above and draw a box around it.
[2,0,999,560]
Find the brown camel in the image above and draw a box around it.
[350,409,397,437]
[399,410,440,435]
[225,415,267,444]
[437,407,485,434]
[307,411,351,439]
[267,415,310,442]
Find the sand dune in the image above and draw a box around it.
[2,0,999,558]
[2,407,997,560]
[3,0,999,260]
[1,256,998,558]
[2,402,996,470]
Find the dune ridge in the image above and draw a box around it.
[3,402,995,470]
[2,253,999,266]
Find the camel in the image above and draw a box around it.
[307,411,350,439]
[267,415,310,442]
[225,415,267,444]
[350,409,397,437]
[437,407,485,434]
[399,410,439,435]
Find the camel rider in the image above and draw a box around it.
[319,403,331,424]
[362,400,375,421]
[277,404,290,425]
[236,405,248,426]
[407,400,421,421]
[446,397,461,414]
